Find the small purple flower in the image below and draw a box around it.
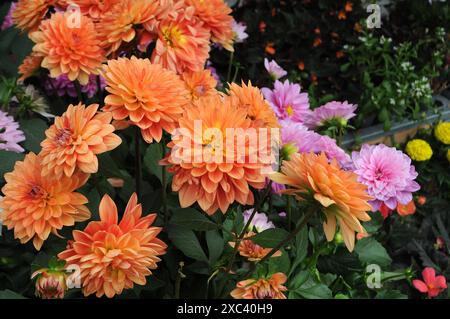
[264,58,287,80]
[44,74,105,99]
[206,61,223,89]
[262,80,310,123]
[352,144,420,211]
[1,2,16,30]
[243,209,275,232]
[232,20,248,43]
[304,101,357,129]
[0,110,25,153]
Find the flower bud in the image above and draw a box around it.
[32,268,67,299]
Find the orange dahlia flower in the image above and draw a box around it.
[0,153,90,250]
[39,103,121,178]
[151,6,211,74]
[163,93,268,215]
[58,193,167,298]
[102,56,189,143]
[270,152,373,251]
[12,0,59,32]
[96,0,171,54]
[231,273,287,299]
[229,231,282,261]
[29,11,104,85]
[181,69,217,101]
[228,82,280,129]
[18,52,43,82]
[69,0,120,20]
[186,0,234,51]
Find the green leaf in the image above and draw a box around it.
[0,290,26,299]
[19,118,47,153]
[0,151,24,179]
[268,249,290,274]
[250,228,289,248]
[167,225,208,262]
[355,237,392,268]
[375,290,407,299]
[98,153,123,178]
[170,208,219,231]
[289,226,308,276]
[289,271,310,290]
[206,230,224,264]
[143,143,163,182]
[296,284,332,299]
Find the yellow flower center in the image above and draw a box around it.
[286,105,294,117]
[161,26,186,48]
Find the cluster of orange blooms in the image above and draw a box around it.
[16,0,235,83]
[0,0,377,300]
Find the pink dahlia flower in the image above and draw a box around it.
[1,2,16,30]
[44,74,105,98]
[281,120,352,168]
[351,144,420,211]
[304,101,357,129]
[243,209,275,232]
[272,120,352,193]
[262,80,310,123]
[264,58,287,80]
[0,110,25,153]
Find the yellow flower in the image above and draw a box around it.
[434,122,450,145]
[405,139,433,161]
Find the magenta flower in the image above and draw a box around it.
[0,110,25,153]
[44,74,105,98]
[304,101,357,129]
[232,20,248,43]
[264,58,287,80]
[352,144,420,211]
[1,2,16,30]
[243,209,275,232]
[262,80,310,123]
[413,267,447,298]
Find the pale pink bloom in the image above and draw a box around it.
[264,58,287,80]
[243,209,275,232]
[262,80,310,123]
[232,20,248,43]
[352,144,420,211]
[304,101,357,129]
[0,110,25,153]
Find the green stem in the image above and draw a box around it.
[226,51,234,83]
[259,208,315,264]
[134,128,142,200]
[287,195,292,232]
[161,137,169,225]
[175,262,185,299]
[224,183,272,273]
[74,81,83,102]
